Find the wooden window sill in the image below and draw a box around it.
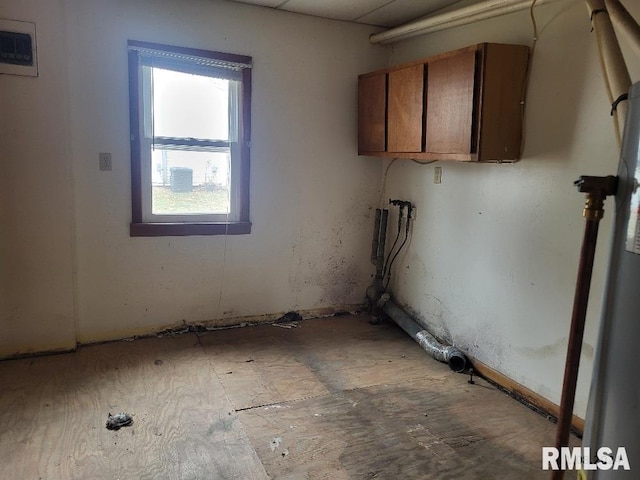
[130,222,252,237]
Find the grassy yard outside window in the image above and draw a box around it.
[128,40,252,236]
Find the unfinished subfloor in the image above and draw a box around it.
[1,314,566,479]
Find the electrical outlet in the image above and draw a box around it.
[99,152,112,171]
[434,166,442,184]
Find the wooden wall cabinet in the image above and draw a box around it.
[358,73,386,153]
[357,43,529,162]
[387,64,424,153]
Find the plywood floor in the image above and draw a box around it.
[0,315,566,479]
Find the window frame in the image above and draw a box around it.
[128,40,252,237]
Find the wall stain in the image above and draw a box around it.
[516,336,594,359]
[289,220,367,307]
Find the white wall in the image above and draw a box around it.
[3,0,635,423]
[0,0,77,357]
[0,0,389,353]
[383,0,640,418]
[65,0,388,342]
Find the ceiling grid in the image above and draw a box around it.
[227,0,467,28]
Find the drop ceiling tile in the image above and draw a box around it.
[231,0,284,8]
[357,0,465,27]
[227,0,468,28]
[279,0,393,22]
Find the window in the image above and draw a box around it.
[128,40,252,236]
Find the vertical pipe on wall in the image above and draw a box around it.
[371,209,382,264]
[585,0,632,144]
[605,0,640,55]
[553,221,601,463]
[369,209,389,295]
[553,176,617,480]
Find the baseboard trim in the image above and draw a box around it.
[1,305,365,362]
[0,346,77,362]
[470,357,584,436]
[77,304,366,348]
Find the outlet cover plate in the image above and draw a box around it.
[434,167,442,184]
[99,152,112,171]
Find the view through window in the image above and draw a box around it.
[128,41,252,236]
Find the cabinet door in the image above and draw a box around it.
[478,43,529,161]
[387,64,424,153]
[358,73,386,153]
[425,50,476,154]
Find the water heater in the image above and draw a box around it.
[583,81,640,478]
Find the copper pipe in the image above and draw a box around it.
[552,176,616,480]
[552,220,600,480]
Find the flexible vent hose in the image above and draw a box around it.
[383,300,467,373]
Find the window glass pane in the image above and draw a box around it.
[152,67,229,141]
[151,148,230,215]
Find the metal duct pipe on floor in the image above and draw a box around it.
[383,300,467,372]
[369,0,563,45]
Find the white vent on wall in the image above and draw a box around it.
[0,18,37,77]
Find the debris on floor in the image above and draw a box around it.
[106,412,134,430]
[270,437,283,452]
[272,322,299,329]
[273,311,303,325]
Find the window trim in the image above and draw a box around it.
[128,40,252,237]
